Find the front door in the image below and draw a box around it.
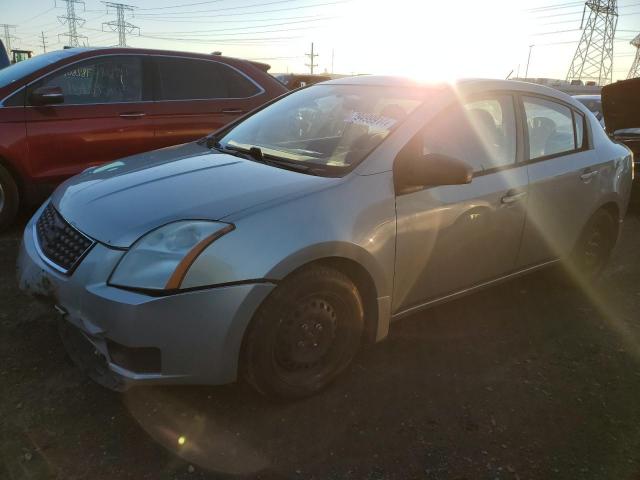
[24,54,154,185]
[394,93,528,313]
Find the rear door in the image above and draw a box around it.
[517,95,603,266]
[24,54,154,184]
[394,93,528,313]
[149,56,265,150]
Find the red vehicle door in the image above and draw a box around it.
[24,54,155,185]
[149,55,269,150]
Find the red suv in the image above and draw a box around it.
[0,47,288,229]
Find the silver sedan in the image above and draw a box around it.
[17,76,633,398]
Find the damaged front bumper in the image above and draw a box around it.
[17,205,275,390]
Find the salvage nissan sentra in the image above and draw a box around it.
[17,76,633,398]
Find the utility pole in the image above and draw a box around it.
[566,0,618,85]
[331,48,335,74]
[0,24,17,53]
[627,33,640,79]
[525,44,534,78]
[56,0,87,47]
[102,2,139,47]
[40,31,48,53]
[305,42,318,75]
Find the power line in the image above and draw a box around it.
[526,1,584,12]
[144,20,334,37]
[136,0,311,15]
[137,0,224,10]
[56,0,88,47]
[102,2,139,47]
[133,0,350,19]
[20,7,57,24]
[143,16,334,35]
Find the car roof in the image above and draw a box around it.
[321,75,578,102]
[60,46,269,70]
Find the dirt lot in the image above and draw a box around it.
[2,206,640,480]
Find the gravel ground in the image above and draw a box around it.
[2,204,640,480]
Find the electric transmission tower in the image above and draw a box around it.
[56,0,87,47]
[627,33,640,79]
[566,0,618,85]
[1,24,17,53]
[102,2,139,47]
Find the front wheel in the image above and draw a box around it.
[242,266,364,399]
[568,209,617,280]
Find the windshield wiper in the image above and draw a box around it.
[224,144,316,174]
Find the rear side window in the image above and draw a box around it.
[574,111,585,149]
[155,57,260,100]
[523,96,581,160]
[31,56,143,105]
[422,94,517,173]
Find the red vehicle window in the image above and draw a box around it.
[155,57,260,101]
[30,56,143,105]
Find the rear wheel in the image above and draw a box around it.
[242,266,364,399]
[568,209,617,280]
[0,164,19,232]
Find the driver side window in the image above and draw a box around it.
[29,56,143,106]
[422,94,517,173]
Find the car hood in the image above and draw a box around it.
[52,142,335,248]
[602,78,640,135]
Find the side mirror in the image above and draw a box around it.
[29,86,64,106]
[394,151,473,194]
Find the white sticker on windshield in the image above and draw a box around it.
[344,111,397,132]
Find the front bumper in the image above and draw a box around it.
[17,206,275,389]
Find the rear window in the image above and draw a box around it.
[155,57,260,101]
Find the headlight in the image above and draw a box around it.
[109,221,234,291]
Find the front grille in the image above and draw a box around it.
[35,204,94,273]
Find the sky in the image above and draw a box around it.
[2,0,639,80]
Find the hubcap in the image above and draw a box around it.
[275,298,338,371]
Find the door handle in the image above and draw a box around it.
[221,108,244,114]
[580,170,599,182]
[119,112,146,118]
[501,191,527,204]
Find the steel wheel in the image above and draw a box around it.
[570,209,617,279]
[243,266,364,399]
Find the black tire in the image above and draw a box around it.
[0,164,19,232]
[242,266,364,399]
[568,208,617,280]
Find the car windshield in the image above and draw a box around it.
[0,49,80,90]
[217,84,426,171]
